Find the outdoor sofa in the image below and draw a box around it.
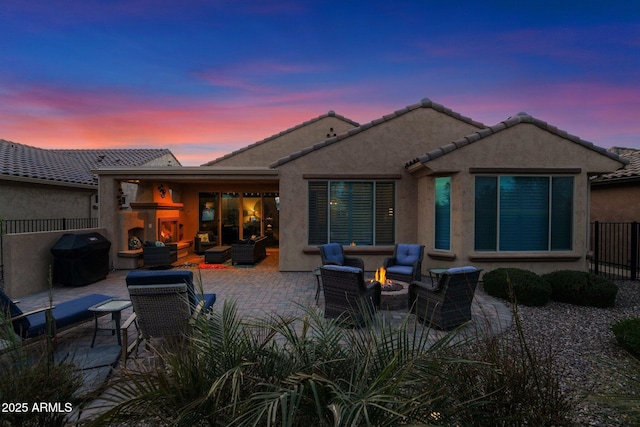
[231,235,267,265]
[142,241,178,268]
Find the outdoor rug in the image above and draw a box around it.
[198,263,231,270]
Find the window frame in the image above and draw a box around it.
[307,180,396,246]
[434,176,451,250]
[474,175,574,252]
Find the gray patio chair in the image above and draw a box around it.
[122,283,206,362]
[409,266,482,330]
[320,265,381,327]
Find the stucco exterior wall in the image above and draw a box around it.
[2,227,107,298]
[277,107,483,272]
[414,124,624,275]
[0,180,96,221]
[590,182,640,222]
[210,116,357,167]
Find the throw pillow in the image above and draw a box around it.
[128,236,142,250]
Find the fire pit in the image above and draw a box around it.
[372,267,409,311]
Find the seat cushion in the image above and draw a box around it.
[395,244,421,266]
[0,289,30,338]
[196,293,217,311]
[447,266,479,274]
[322,265,362,274]
[126,270,193,286]
[27,293,113,338]
[321,243,344,265]
[126,270,200,312]
[386,265,414,277]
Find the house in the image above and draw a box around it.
[0,139,180,225]
[95,98,626,276]
[0,139,180,297]
[590,147,640,223]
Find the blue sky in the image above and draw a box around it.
[1,1,638,165]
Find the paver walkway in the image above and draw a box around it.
[17,249,513,347]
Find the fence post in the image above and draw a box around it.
[632,222,638,281]
[593,221,599,276]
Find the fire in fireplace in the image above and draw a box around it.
[158,218,179,243]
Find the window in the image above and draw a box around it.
[434,177,451,250]
[308,181,395,245]
[474,176,573,251]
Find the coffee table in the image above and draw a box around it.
[89,299,132,347]
[204,245,231,264]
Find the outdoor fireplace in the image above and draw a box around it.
[158,218,179,243]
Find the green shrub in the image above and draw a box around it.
[612,317,640,359]
[543,270,618,307]
[483,268,551,306]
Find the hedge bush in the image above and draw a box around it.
[612,317,640,359]
[482,268,551,306]
[542,270,618,308]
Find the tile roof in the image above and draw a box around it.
[593,147,640,182]
[202,111,360,166]
[405,112,627,168]
[270,98,485,168]
[0,139,177,186]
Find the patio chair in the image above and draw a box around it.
[0,289,114,342]
[409,266,482,330]
[320,265,381,326]
[125,270,216,314]
[122,283,206,362]
[319,243,365,270]
[383,243,425,282]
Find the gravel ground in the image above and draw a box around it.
[492,280,640,426]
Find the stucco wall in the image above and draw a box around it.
[2,227,107,298]
[277,107,483,272]
[0,180,96,221]
[211,116,357,167]
[591,181,640,222]
[414,124,624,275]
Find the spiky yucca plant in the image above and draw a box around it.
[89,293,575,426]
[90,300,477,426]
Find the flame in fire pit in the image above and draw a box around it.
[373,267,403,291]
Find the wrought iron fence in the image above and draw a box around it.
[590,221,640,280]
[1,217,98,234]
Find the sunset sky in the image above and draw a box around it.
[1,1,638,165]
